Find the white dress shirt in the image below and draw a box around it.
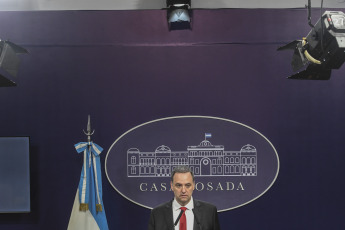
[172,197,194,230]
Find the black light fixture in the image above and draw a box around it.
[0,40,28,87]
[278,6,345,80]
[166,0,191,30]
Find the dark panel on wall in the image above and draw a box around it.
[0,137,30,213]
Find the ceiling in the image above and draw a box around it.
[0,0,344,11]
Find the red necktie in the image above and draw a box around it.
[179,207,187,230]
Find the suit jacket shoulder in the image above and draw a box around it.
[148,200,174,230]
[194,199,217,209]
[193,199,220,230]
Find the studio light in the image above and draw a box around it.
[0,40,28,87]
[278,10,345,80]
[166,0,191,30]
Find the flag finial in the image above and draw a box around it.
[83,115,95,142]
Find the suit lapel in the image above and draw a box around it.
[164,200,174,229]
[193,221,198,230]
[193,199,201,230]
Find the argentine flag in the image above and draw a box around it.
[67,142,109,230]
[205,133,212,139]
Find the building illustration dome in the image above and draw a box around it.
[241,144,256,152]
[127,148,140,153]
[199,140,213,147]
[155,145,171,153]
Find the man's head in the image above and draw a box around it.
[170,165,195,206]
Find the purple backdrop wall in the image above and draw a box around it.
[0,8,345,229]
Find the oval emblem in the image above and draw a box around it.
[105,116,279,212]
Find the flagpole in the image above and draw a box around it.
[68,115,109,230]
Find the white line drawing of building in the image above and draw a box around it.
[127,134,257,177]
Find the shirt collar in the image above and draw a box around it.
[172,197,194,211]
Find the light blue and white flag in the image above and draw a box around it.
[205,133,212,139]
[67,142,109,230]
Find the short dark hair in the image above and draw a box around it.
[171,165,195,182]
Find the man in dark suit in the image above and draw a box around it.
[148,165,221,230]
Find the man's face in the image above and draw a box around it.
[170,172,195,206]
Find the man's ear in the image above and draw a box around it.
[170,181,173,190]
